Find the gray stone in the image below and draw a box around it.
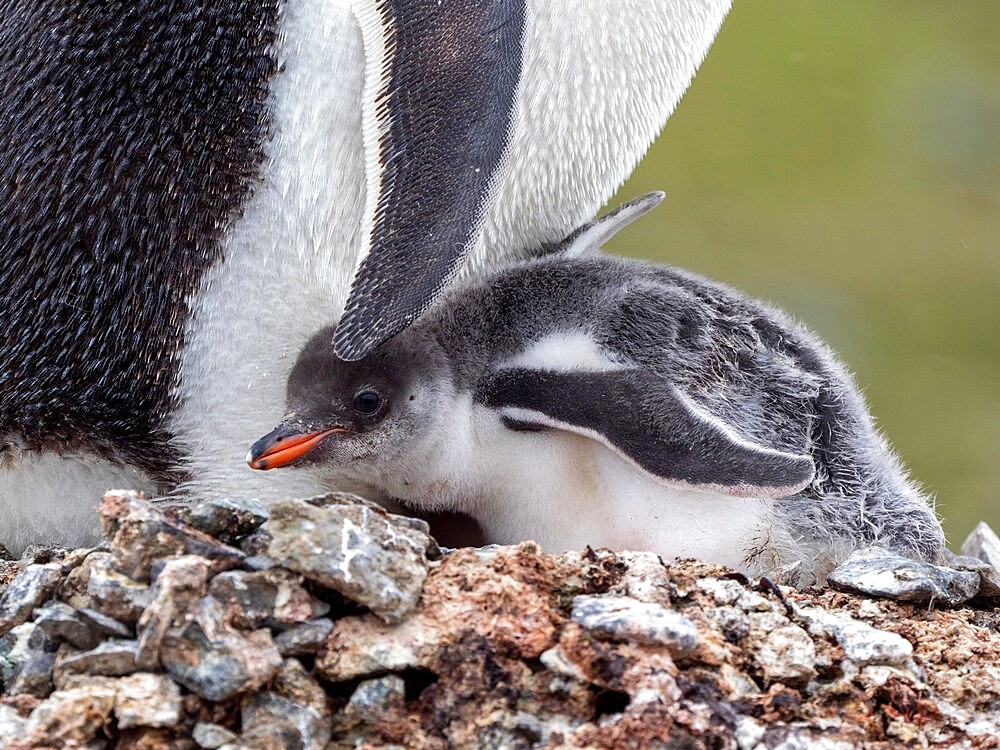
[98,490,244,581]
[33,601,131,650]
[798,606,914,668]
[264,497,432,623]
[345,674,406,724]
[570,594,698,655]
[0,622,57,697]
[208,568,329,629]
[172,496,270,544]
[136,555,210,668]
[114,672,182,729]
[193,722,240,749]
[940,549,1000,598]
[62,551,153,624]
[56,639,141,677]
[160,596,282,702]
[959,522,1000,597]
[827,546,980,606]
[274,618,335,656]
[0,563,63,637]
[239,529,274,559]
[961,521,1000,566]
[241,658,331,750]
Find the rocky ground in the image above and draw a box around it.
[1,491,998,749]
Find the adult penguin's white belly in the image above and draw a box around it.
[168,0,369,502]
[0,0,731,551]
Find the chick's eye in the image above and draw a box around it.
[352,390,382,415]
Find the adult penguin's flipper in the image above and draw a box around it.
[334,0,527,361]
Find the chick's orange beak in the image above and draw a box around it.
[246,427,344,470]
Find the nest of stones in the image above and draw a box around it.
[1,491,998,748]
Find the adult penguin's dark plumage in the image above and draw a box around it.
[0,0,730,552]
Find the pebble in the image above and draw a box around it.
[160,596,282,702]
[56,638,141,678]
[0,703,28,737]
[33,601,131,650]
[0,622,57,697]
[0,563,63,636]
[756,624,817,686]
[345,674,406,724]
[173,496,269,544]
[264,497,431,623]
[959,522,1000,597]
[98,490,245,580]
[63,551,153,624]
[240,658,331,750]
[115,672,182,729]
[827,546,981,605]
[798,606,913,667]
[136,555,211,668]
[570,594,698,655]
[23,682,117,745]
[273,617,335,656]
[192,722,240,749]
[208,568,329,629]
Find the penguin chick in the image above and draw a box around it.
[248,193,944,586]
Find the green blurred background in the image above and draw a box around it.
[607,1,1000,547]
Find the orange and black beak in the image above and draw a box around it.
[246,426,345,470]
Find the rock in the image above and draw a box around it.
[33,601,131,650]
[172,497,269,544]
[240,658,331,750]
[618,551,673,606]
[570,594,698,655]
[344,674,406,724]
[114,672,182,729]
[798,606,914,668]
[961,521,1000,566]
[98,490,244,580]
[160,596,282,702]
[0,563,63,636]
[264,497,431,623]
[136,555,211,668]
[544,621,682,703]
[192,722,239,749]
[22,681,117,746]
[318,544,567,681]
[19,545,70,564]
[3,489,1000,748]
[0,703,28,738]
[959,522,1000,597]
[0,622,57,697]
[755,623,817,686]
[55,638,141,678]
[940,549,1000,598]
[827,546,980,605]
[208,568,329,629]
[61,551,154,624]
[273,618,334,656]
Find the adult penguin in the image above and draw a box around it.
[0,0,731,552]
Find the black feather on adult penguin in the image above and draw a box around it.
[0,0,280,479]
